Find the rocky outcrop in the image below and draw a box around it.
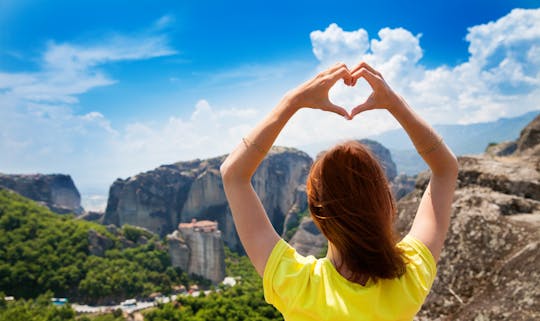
[78,211,104,222]
[391,173,417,200]
[104,147,312,251]
[167,220,225,283]
[87,229,114,257]
[168,231,190,272]
[251,147,312,238]
[395,115,540,320]
[103,158,210,238]
[358,139,398,181]
[0,173,83,214]
[485,141,517,157]
[289,217,327,257]
[516,112,540,155]
[487,112,540,157]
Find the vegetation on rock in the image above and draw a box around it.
[0,188,190,305]
[143,247,283,321]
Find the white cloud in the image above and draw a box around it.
[154,15,175,30]
[0,97,260,211]
[310,23,369,67]
[0,27,176,104]
[304,8,540,128]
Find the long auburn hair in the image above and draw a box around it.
[307,140,406,283]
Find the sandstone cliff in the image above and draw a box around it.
[358,138,398,181]
[104,147,312,251]
[0,173,83,214]
[396,114,540,320]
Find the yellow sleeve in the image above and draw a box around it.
[398,235,437,302]
[263,239,315,313]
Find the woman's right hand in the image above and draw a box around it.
[349,62,402,118]
[285,62,353,119]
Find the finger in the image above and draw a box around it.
[325,62,348,74]
[323,101,351,120]
[351,67,380,89]
[328,66,353,86]
[351,61,382,78]
[350,98,375,118]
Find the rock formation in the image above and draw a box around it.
[0,173,83,214]
[391,173,417,200]
[485,141,517,157]
[358,139,398,181]
[104,158,210,238]
[167,219,225,284]
[515,112,540,156]
[104,147,312,251]
[289,217,327,257]
[78,211,105,222]
[87,228,114,257]
[485,113,540,158]
[395,114,539,320]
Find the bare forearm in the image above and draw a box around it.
[388,95,458,177]
[221,96,298,182]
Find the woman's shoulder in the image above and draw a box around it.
[398,234,437,270]
[263,239,320,309]
[395,234,438,295]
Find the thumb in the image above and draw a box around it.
[350,99,374,118]
[323,100,351,120]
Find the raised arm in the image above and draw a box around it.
[220,63,352,276]
[350,62,458,262]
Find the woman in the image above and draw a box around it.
[220,62,458,320]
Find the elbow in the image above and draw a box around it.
[220,157,245,184]
[220,158,233,182]
[442,153,459,181]
[431,152,459,180]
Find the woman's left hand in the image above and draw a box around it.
[285,62,353,119]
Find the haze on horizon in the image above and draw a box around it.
[1,1,539,211]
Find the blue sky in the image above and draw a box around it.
[2,0,538,122]
[1,1,539,210]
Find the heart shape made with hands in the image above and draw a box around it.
[328,76,373,117]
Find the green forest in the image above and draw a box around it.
[0,188,282,320]
[0,188,188,304]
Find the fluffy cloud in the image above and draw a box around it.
[113,99,258,167]
[310,23,369,67]
[305,8,540,127]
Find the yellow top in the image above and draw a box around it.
[263,235,436,321]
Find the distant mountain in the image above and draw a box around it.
[0,173,83,214]
[370,110,539,175]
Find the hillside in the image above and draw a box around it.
[0,188,190,305]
